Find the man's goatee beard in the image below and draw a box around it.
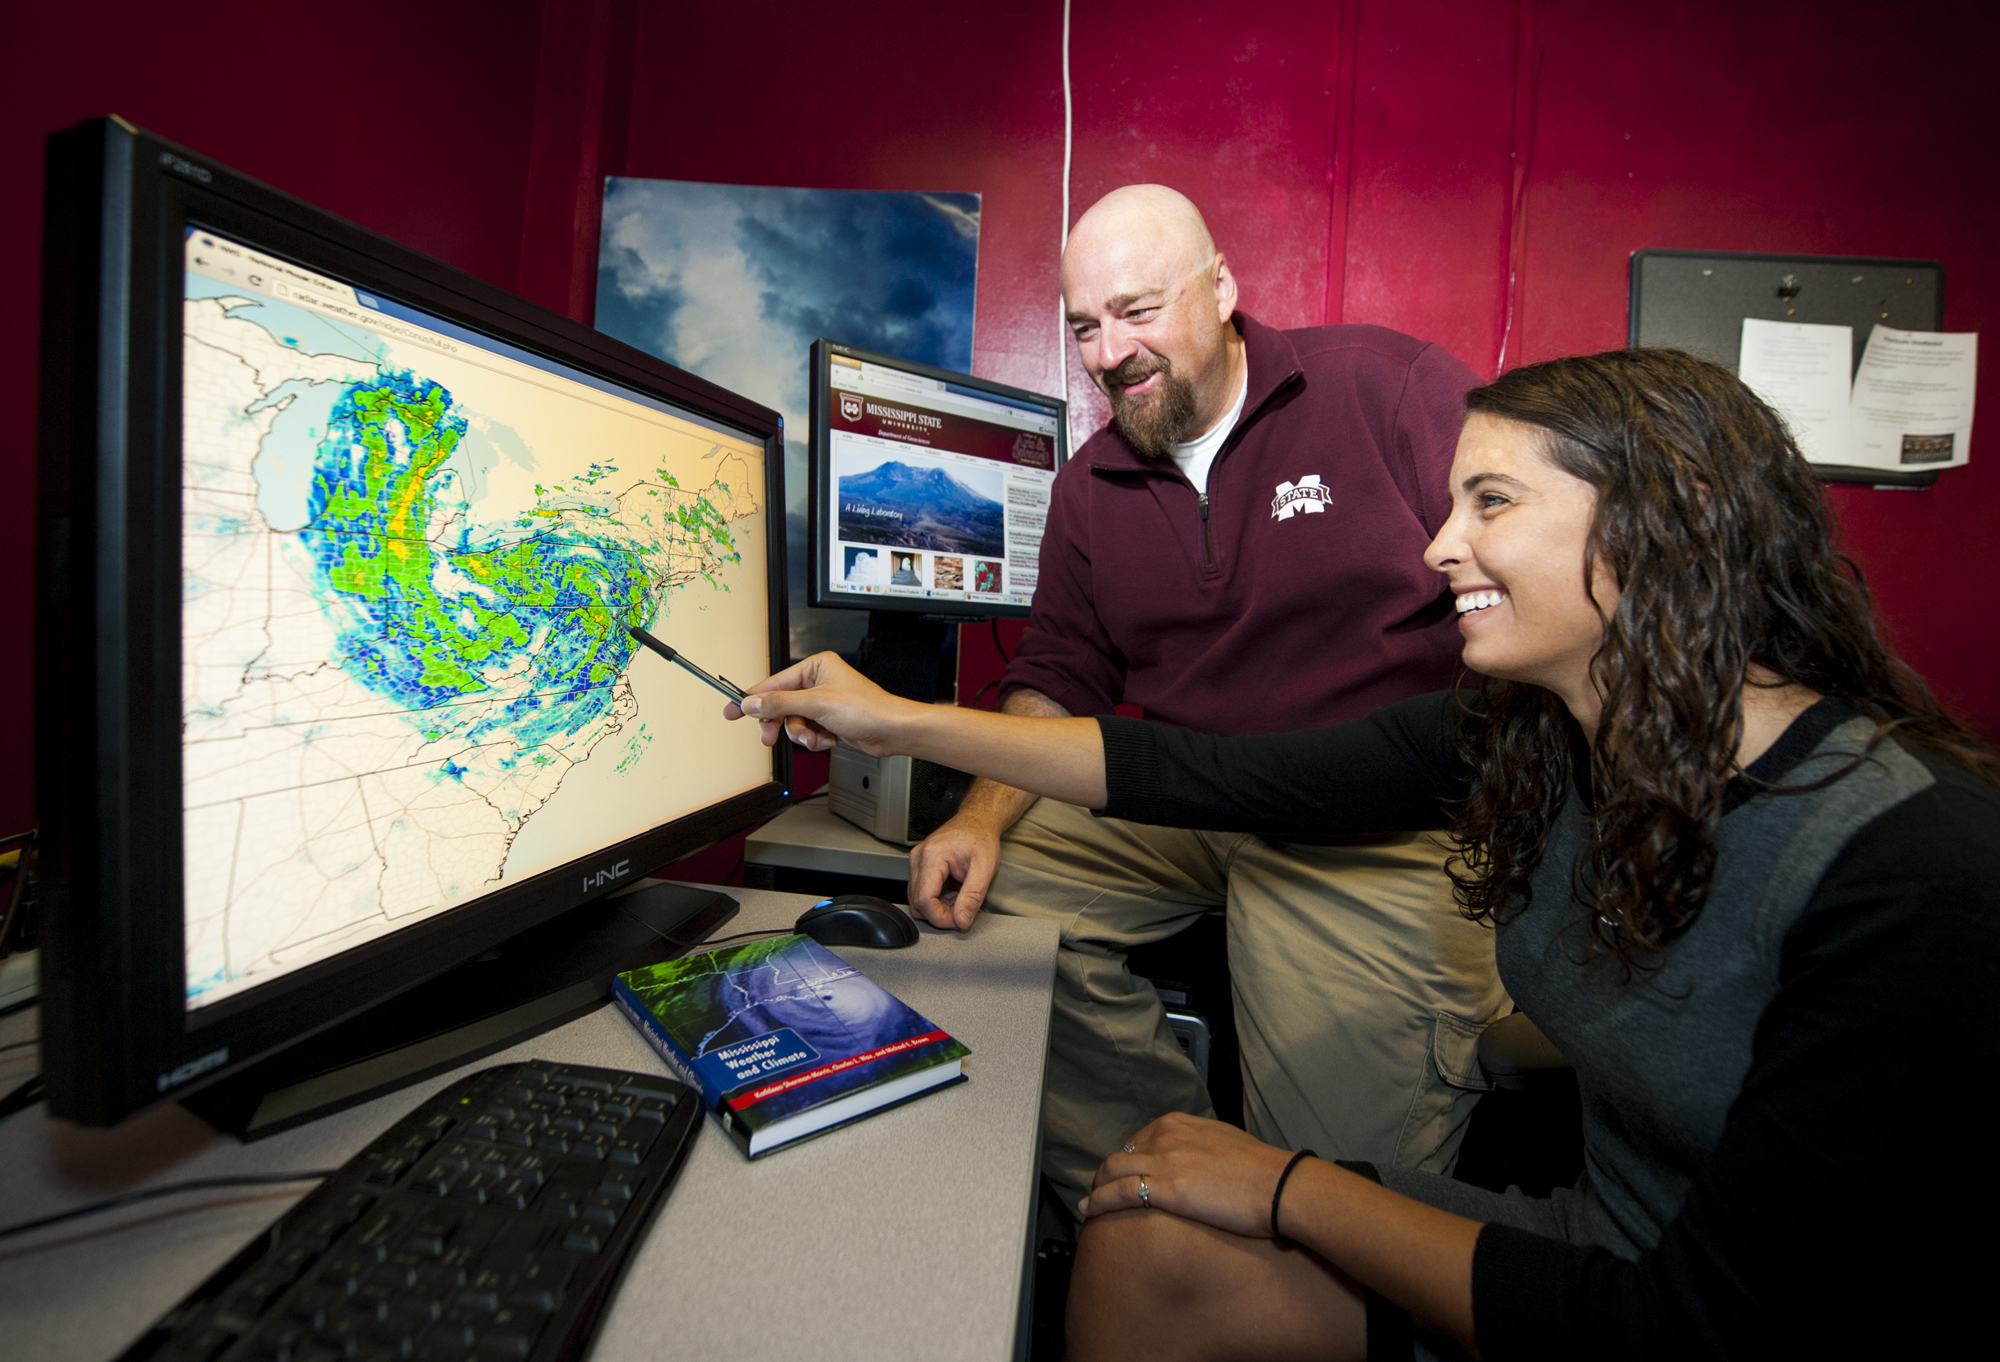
[1106,358,1200,461]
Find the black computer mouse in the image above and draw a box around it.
[794,894,920,949]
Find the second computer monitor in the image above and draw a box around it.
[808,341,1067,619]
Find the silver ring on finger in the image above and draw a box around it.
[1138,1175,1151,1208]
[1120,1142,1137,1154]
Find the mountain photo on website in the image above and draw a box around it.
[837,446,1005,558]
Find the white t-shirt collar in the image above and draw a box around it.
[1169,368,1249,496]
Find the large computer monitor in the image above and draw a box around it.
[35,118,792,1131]
[807,341,1066,621]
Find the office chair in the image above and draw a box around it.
[1453,1012,1585,1197]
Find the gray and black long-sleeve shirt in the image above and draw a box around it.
[1097,692,2000,1358]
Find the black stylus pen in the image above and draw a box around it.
[626,626,748,703]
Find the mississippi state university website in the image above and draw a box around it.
[825,353,1059,609]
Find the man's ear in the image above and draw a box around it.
[1211,253,1239,320]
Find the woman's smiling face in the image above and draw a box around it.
[1424,414,1619,720]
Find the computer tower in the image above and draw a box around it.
[828,747,976,845]
[1164,1008,1213,1086]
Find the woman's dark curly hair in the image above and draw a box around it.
[1447,348,1998,978]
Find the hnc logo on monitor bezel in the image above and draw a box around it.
[583,859,632,892]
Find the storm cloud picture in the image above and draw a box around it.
[595,180,980,660]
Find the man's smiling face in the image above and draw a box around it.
[1061,188,1239,460]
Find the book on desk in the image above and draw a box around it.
[613,935,969,1157]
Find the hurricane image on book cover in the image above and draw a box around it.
[620,936,967,1127]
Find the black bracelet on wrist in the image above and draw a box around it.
[1270,1147,1316,1249]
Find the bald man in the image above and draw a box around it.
[907,186,1508,1216]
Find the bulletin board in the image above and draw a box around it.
[1628,249,1946,486]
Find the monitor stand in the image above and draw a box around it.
[857,610,974,702]
[180,881,736,1142]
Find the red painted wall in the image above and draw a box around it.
[6,0,1996,843]
[617,3,1070,399]
[1511,0,2000,727]
[1052,0,2000,735]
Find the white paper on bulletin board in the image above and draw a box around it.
[1846,325,1977,471]
[1737,319,1853,467]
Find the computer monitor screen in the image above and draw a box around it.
[808,341,1066,619]
[36,119,791,1126]
[180,229,772,1010]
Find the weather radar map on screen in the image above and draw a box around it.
[180,228,771,1011]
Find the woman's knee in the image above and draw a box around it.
[1067,1210,1230,1360]
[1075,1207,1219,1307]
[1068,1210,1368,1362]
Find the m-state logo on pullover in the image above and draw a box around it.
[1271,474,1333,520]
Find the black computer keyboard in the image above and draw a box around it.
[121,1060,703,1362]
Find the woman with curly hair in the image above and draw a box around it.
[732,348,1999,1359]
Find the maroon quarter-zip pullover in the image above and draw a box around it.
[1004,314,1478,735]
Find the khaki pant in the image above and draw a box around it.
[987,799,1508,1216]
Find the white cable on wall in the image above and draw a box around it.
[1059,0,1072,412]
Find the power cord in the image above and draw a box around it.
[0,1170,335,1242]
[0,1073,45,1122]
[0,828,35,957]
[680,927,793,949]
[617,902,787,953]
[1058,0,1072,414]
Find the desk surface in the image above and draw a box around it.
[0,888,1057,1362]
[746,800,915,881]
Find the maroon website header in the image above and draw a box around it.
[831,391,1054,469]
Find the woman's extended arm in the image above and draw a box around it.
[733,653,1110,809]
[733,654,1477,837]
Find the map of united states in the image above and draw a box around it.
[180,288,763,1007]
